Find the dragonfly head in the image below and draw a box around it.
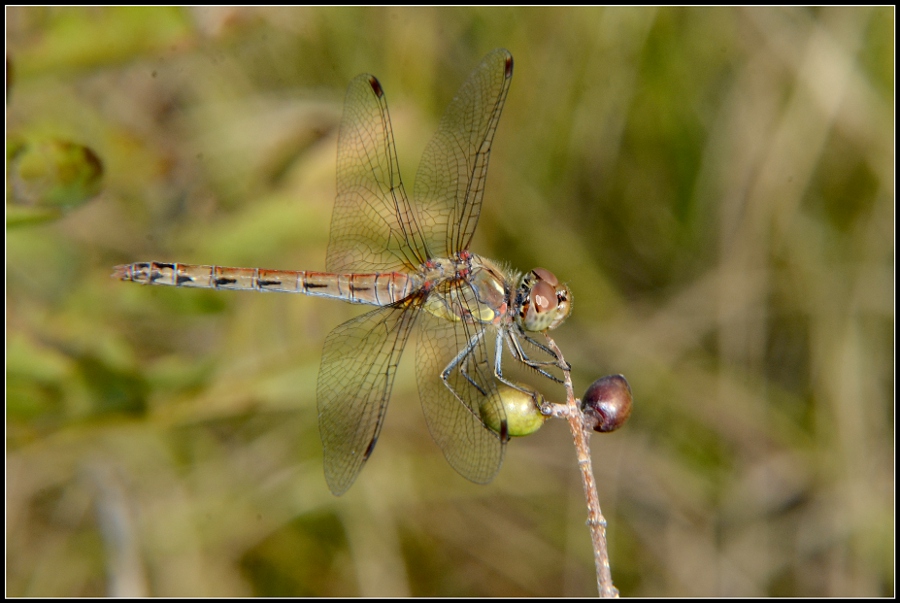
[516,267,571,332]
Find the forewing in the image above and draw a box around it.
[413,48,514,257]
[327,74,428,273]
[416,284,506,484]
[318,299,420,495]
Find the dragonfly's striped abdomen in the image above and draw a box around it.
[112,262,421,306]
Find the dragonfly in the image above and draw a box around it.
[114,48,571,496]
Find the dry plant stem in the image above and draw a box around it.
[543,334,618,598]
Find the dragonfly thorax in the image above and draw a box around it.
[420,254,512,326]
[515,267,571,332]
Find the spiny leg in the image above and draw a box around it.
[504,330,566,383]
[441,328,490,402]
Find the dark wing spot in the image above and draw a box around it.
[368,76,384,98]
[499,418,510,443]
[363,436,379,461]
[505,55,514,79]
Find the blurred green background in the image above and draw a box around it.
[6,7,894,596]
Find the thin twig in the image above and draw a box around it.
[542,334,618,598]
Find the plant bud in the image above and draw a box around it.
[480,382,546,437]
[581,374,632,433]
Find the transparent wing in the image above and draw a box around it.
[416,283,506,484]
[413,48,514,258]
[327,74,428,273]
[317,299,421,495]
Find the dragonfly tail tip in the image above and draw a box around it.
[111,265,130,280]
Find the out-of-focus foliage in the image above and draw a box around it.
[7,137,104,224]
[6,7,893,597]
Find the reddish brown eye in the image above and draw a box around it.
[532,267,558,287]
[531,280,557,313]
[518,267,570,332]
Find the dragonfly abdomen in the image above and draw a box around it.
[112,262,420,306]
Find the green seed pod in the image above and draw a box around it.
[480,382,546,437]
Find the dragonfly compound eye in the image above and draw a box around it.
[531,267,558,287]
[519,268,572,332]
[531,280,558,314]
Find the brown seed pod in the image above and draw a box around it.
[581,374,632,433]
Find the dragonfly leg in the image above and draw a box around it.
[438,327,514,441]
[491,331,547,409]
[518,331,571,371]
[504,331,566,383]
[439,327,550,424]
[441,329,489,398]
